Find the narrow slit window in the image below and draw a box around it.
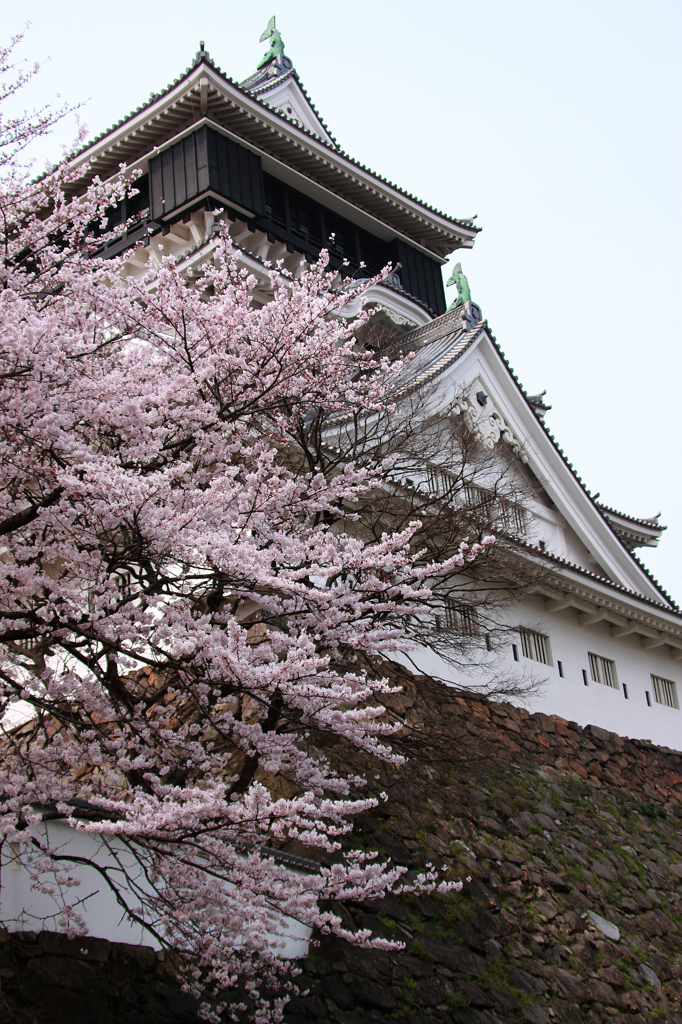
[512,644,519,662]
[558,661,564,678]
[582,669,589,686]
[519,627,552,665]
[651,675,679,709]
[623,683,629,700]
[588,652,618,689]
[646,690,652,707]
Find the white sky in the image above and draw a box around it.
[5,0,681,598]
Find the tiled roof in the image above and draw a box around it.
[396,308,677,611]
[239,58,340,148]
[66,46,479,236]
[516,537,682,620]
[596,502,665,532]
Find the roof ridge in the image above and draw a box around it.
[596,502,665,530]
[400,311,677,610]
[239,54,340,148]
[399,304,472,347]
[482,332,676,609]
[64,49,478,235]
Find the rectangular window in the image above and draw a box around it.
[498,500,527,536]
[436,600,479,637]
[588,652,618,689]
[463,484,526,537]
[519,627,552,665]
[651,675,679,710]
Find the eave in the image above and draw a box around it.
[67,59,478,259]
[469,329,675,607]
[393,308,676,609]
[597,504,665,550]
[534,546,682,659]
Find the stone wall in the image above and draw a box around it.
[1,676,681,1024]
[295,677,682,1024]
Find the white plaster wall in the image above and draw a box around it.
[0,820,161,947]
[404,596,682,751]
[0,820,311,958]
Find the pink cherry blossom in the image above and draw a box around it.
[0,39,490,1021]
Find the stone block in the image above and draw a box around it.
[536,798,557,817]
[449,1009,491,1024]
[350,978,397,1010]
[415,977,444,1006]
[638,963,661,989]
[534,813,557,831]
[499,860,524,881]
[533,900,558,921]
[484,939,502,962]
[449,923,487,954]
[478,816,506,839]
[19,983,116,1024]
[544,870,571,893]
[469,905,510,937]
[458,980,493,1007]
[587,910,620,941]
[422,936,487,976]
[587,978,622,1007]
[508,965,546,995]
[550,967,593,1003]
[38,931,111,962]
[392,953,433,978]
[322,978,354,1011]
[521,1008,551,1024]
[558,910,583,932]
[116,942,157,967]
[24,955,101,994]
[598,964,625,987]
[343,946,390,982]
[590,859,616,882]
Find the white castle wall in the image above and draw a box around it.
[406,595,682,751]
[0,819,312,958]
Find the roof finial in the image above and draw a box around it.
[446,262,471,309]
[194,40,213,66]
[257,16,285,69]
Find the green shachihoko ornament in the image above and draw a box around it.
[258,17,285,68]
[446,262,471,309]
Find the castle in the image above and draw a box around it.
[64,22,680,751]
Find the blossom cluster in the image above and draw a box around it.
[0,38,491,1021]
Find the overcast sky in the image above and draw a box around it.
[5,0,681,597]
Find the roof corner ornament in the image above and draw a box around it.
[446,262,471,309]
[446,262,482,329]
[527,390,552,420]
[258,16,285,69]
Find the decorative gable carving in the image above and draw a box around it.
[453,383,525,458]
[241,56,335,145]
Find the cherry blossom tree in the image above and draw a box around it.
[0,37,492,1021]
